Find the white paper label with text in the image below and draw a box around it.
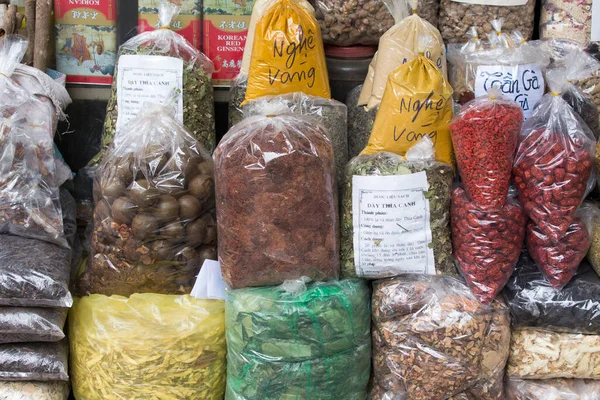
[352,172,435,277]
[116,55,184,131]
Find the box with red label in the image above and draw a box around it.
[54,0,117,85]
[203,0,254,87]
[138,0,201,50]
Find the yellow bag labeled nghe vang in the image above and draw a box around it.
[243,0,330,105]
[362,51,454,166]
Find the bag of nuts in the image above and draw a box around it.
[75,101,217,297]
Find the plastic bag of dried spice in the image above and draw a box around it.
[93,1,215,164]
[450,87,523,207]
[74,101,217,297]
[215,112,338,289]
[341,138,454,279]
[526,204,594,289]
[506,377,600,399]
[371,275,496,400]
[451,186,526,303]
[587,202,600,275]
[513,69,596,242]
[69,294,226,400]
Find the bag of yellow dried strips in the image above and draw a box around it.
[69,294,226,400]
[243,0,330,105]
[362,35,454,166]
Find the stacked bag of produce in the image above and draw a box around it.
[0,35,74,400]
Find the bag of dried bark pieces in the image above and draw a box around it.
[507,328,600,379]
[70,294,226,400]
[358,0,447,111]
[0,308,67,344]
[341,138,454,278]
[0,341,69,381]
[215,113,339,289]
[438,0,535,44]
[226,278,371,400]
[0,36,66,247]
[76,101,217,297]
[371,275,495,400]
[505,252,600,335]
[0,381,70,400]
[506,377,600,400]
[94,0,215,164]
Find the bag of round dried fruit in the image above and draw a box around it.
[215,110,339,289]
[75,100,217,297]
[526,203,594,289]
[451,187,526,303]
[513,69,596,243]
[450,86,523,208]
[93,0,215,165]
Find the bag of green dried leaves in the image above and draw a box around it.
[93,0,215,164]
[341,137,455,279]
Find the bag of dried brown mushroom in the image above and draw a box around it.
[215,113,339,289]
[508,328,600,379]
[74,101,217,297]
[0,308,67,344]
[0,341,69,382]
[506,377,600,400]
[0,381,70,400]
[92,1,215,164]
[371,275,501,400]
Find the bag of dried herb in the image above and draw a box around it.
[0,307,67,344]
[226,278,371,400]
[242,92,348,185]
[0,381,70,400]
[0,341,69,381]
[215,113,339,289]
[70,294,225,400]
[341,138,454,279]
[75,101,217,297]
[93,0,215,164]
[587,202,600,275]
[0,36,66,247]
[506,377,600,399]
[346,85,378,158]
[371,275,497,400]
[505,252,600,334]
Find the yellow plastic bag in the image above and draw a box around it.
[243,0,330,105]
[69,294,226,400]
[362,40,454,166]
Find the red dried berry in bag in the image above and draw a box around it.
[451,186,526,303]
[451,87,523,208]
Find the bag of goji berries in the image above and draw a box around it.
[450,86,523,208]
[451,186,526,303]
[526,203,595,288]
[513,68,596,242]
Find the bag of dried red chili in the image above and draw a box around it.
[451,186,526,303]
[526,203,594,288]
[513,69,596,242]
[450,86,523,208]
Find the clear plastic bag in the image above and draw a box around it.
[0,381,70,400]
[95,1,215,164]
[588,202,600,274]
[225,279,371,400]
[70,294,226,400]
[0,36,65,247]
[506,378,600,400]
[76,102,216,297]
[447,26,484,104]
[562,49,600,134]
[371,275,495,400]
[505,252,600,334]
[0,341,69,381]
[346,85,378,158]
[450,87,523,207]
[526,205,593,288]
[513,70,596,242]
[451,186,526,303]
[508,328,600,379]
[540,0,595,46]
[341,139,454,279]
[215,114,339,289]
[0,307,67,344]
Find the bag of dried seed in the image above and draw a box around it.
[69,294,226,400]
[0,341,69,382]
[0,307,67,344]
[341,137,454,279]
[94,0,215,164]
[75,101,217,297]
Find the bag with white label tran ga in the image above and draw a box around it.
[341,137,455,279]
[94,0,215,164]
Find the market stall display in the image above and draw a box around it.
[215,113,339,289]
[225,279,371,400]
[0,308,67,344]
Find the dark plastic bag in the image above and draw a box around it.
[0,307,67,343]
[0,341,69,381]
